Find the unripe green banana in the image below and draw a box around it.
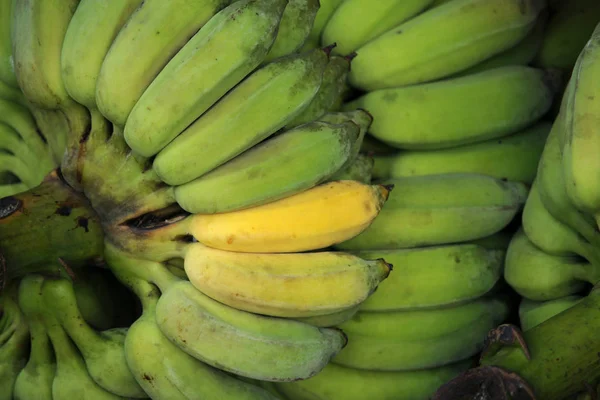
[153,47,330,186]
[372,122,551,183]
[322,0,434,56]
[124,0,287,157]
[0,0,17,87]
[348,0,545,91]
[345,66,557,149]
[519,296,584,331]
[360,133,397,155]
[504,228,597,301]
[336,173,528,250]
[73,267,118,331]
[329,153,374,184]
[318,109,373,167]
[0,286,29,400]
[466,228,515,250]
[295,306,360,328]
[303,0,344,50]
[61,0,144,110]
[183,242,391,318]
[0,122,53,179]
[276,359,472,400]
[0,152,40,188]
[95,0,231,127]
[349,244,503,311]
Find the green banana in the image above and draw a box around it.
[0,122,53,179]
[61,0,144,110]
[124,0,287,157]
[153,47,330,186]
[466,228,515,250]
[0,0,17,87]
[183,242,391,317]
[73,267,118,331]
[335,173,528,250]
[322,0,434,56]
[303,0,344,50]
[348,244,503,311]
[329,153,374,184]
[295,306,361,328]
[348,0,545,91]
[0,286,29,400]
[360,134,397,155]
[371,121,551,183]
[345,66,557,149]
[504,228,597,301]
[95,0,231,127]
[174,119,359,214]
[276,359,472,400]
[264,0,319,62]
[318,109,372,166]
[0,152,40,188]
[332,297,509,371]
[519,296,584,331]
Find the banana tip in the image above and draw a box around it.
[322,43,337,57]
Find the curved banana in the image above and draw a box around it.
[0,0,17,87]
[152,47,330,186]
[174,119,359,214]
[303,0,344,50]
[345,66,557,149]
[322,0,434,55]
[124,0,287,157]
[0,286,29,400]
[0,152,40,188]
[335,173,528,251]
[348,0,545,90]
[295,306,361,328]
[186,180,390,253]
[95,0,231,127]
[519,296,584,331]
[349,244,503,311]
[183,242,391,317]
[329,153,374,183]
[372,121,551,183]
[318,109,373,168]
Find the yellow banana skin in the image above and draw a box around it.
[153,47,330,186]
[335,173,528,251]
[0,0,17,87]
[61,0,144,110]
[95,0,231,127]
[346,66,557,149]
[187,180,390,253]
[174,119,359,214]
[183,242,392,318]
[372,122,551,184]
[275,359,472,400]
[124,0,287,157]
[349,245,503,311]
[504,229,598,301]
[348,0,545,91]
[0,287,29,400]
[303,0,343,50]
[519,296,584,331]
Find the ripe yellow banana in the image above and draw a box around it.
[372,121,551,183]
[345,66,558,149]
[348,0,545,90]
[153,47,330,186]
[0,0,17,87]
[349,244,503,311]
[335,173,528,250]
[95,0,231,127]
[183,242,392,318]
[185,180,390,253]
[124,0,287,157]
[519,296,584,331]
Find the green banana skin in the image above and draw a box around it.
[371,121,551,184]
[295,306,360,328]
[359,134,397,155]
[504,229,597,301]
[466,228,516,250]
[174,120,359,214]
[153,47,330,186]
[125,0,287,157]
[335,173,528,250]
[519,295,584,331]
[347,244,503,311]
[346,66,558,150]
[0,152,41,188]
[302,0,343,50]
[0,0,17,87]
[73,267,118,331]
[0,122,54,183]
[332,296,508,371]
[322,0,435,55]
[348,0,545,91]
[329,153,374,184]
[264,0,319,62]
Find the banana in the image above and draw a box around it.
[40,277,147,398]
[0,122,52,177]
[348,0,545,91]
[318,109,372,167]
[303,0,344,50]
[295,306,361,328]
[322,0,435,55]
[329,153,374,184]
[536,0,600,71]
[275,359,472,400]
[124,0,287,157]
[0,151,40,188]
[335,173,528,251]
[332,297,509,371]
[61,0,144,110]
[371,122,551,183]
[95,0,231,127]
[73,267,118,331]
[348,244,503,311]
[183,242,392,317]
[466,228,515,250]
[345,66,557,150]
[264,0,319,62]
[519,296,584,331]
[0,286,29,400]
[185,180,390,253]
[0,0,17,87]
[504,228,597,301]
[174,119,359,214]
[14,275,56,400]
